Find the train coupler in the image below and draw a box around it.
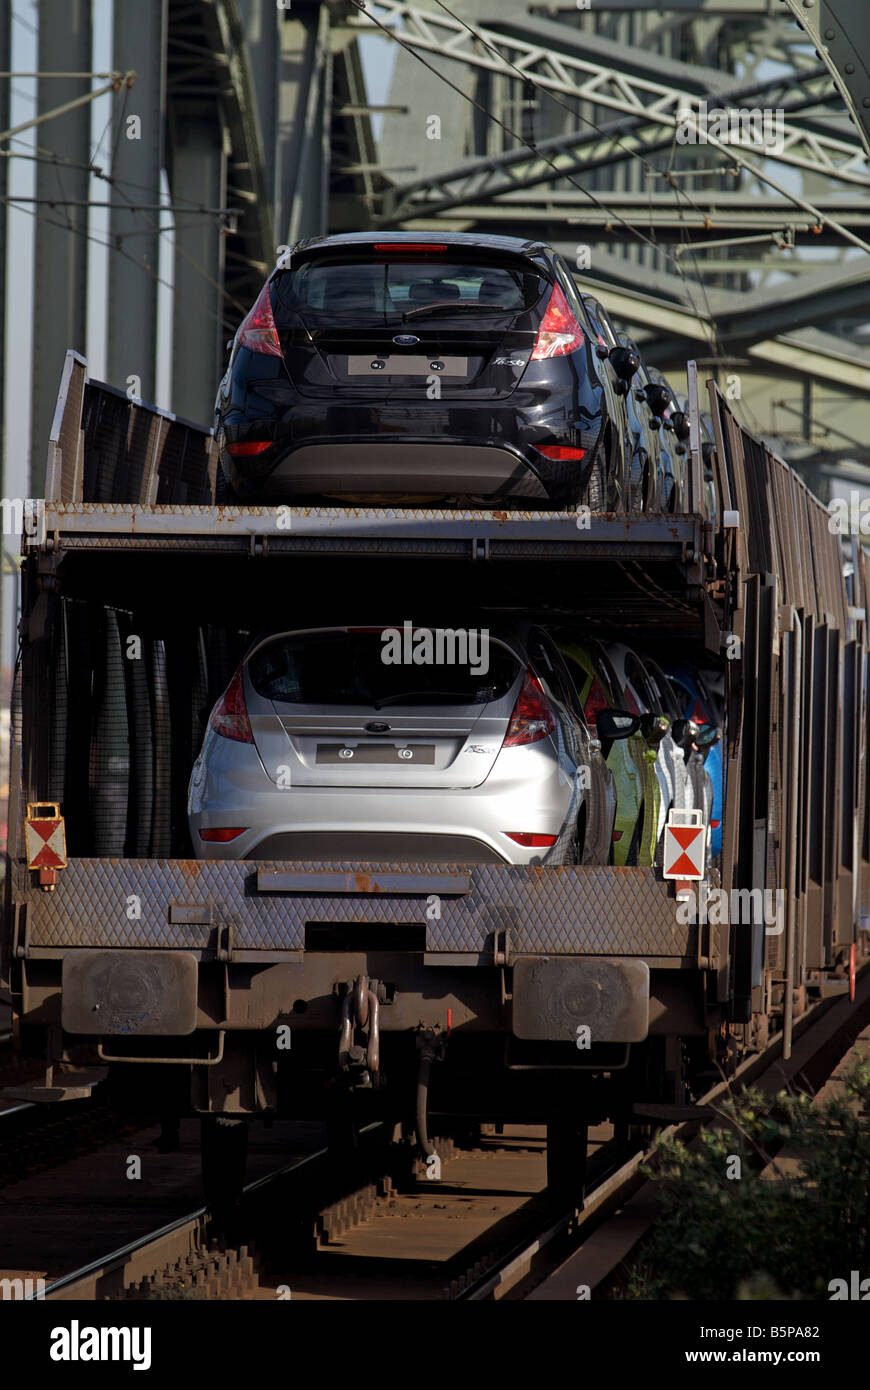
[338,974,385,1088]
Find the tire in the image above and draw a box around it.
[575,805,587,864]
[585,459,606,513]
[214,465,238,505]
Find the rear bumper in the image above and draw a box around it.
[223,435,597,506]
[188,747,579,866]
[251,441,549,501]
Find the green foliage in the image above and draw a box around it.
[625,1061,870,1300]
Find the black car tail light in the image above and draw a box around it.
[236,282,283,357]
[536,444,586,461]
[226,441,274,456]
[372,243,447,252]
[530,284,585,360]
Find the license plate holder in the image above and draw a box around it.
[347,355,467,377]
[316,743,435,765]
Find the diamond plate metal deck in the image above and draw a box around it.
[40,503,701,562]
[20,859,695,958]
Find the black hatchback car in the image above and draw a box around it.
[214,231,619,509]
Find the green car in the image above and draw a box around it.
[557,636,664,866]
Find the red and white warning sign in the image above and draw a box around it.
[25,803,67,870]
[662,809,705,881]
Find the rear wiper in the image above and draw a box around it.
[401,301,506,321]
[373,690,472,708]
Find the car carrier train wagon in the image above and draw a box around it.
[2,349,868,1193]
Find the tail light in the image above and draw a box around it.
[373,242,447,252]
[226,440,273,457]
[505,832,558,847]
[584,678,609,730]
[199,827,247,843]
[530,284,585,360]
[536,444,586,461]
[503,669,557,747]
[237,281,282,357]
[691,697,708,724]
[209,667,254,744]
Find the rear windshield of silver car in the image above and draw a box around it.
[247,630,522,706]
[272,252,550,321]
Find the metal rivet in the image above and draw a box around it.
[845,63,855,74]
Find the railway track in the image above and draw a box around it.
[27,958,870,1303]
[0,1094,159,1190]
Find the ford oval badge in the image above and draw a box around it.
[393,334,419,346]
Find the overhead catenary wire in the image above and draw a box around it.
[382,0,862,433]
[1,137,234,211]
[0,72,135,147]
[7,200,237,332]
[347,0,669,263]
[428,0,714,228]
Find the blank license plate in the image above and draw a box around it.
[347,355,467,377]
[316,744,436,765]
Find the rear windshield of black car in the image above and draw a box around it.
[272,252,550,322]
[247,630,522,707]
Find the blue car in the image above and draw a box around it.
[657,660,725,860]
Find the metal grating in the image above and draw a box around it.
[23,859,695,958]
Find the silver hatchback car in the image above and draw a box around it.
[188,621,618,866]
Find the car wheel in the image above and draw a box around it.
[629,452,645,512]
[576,805,587,864]
[585,459,606,512]
[214,465,238,505]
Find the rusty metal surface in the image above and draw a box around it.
[511,957,650,1042]
[20,859,694,958]
[40,501,701,561]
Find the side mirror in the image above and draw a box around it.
[639,712,669,746]
[643,382,672,418]
[609,345,639,382]
[596,708,641,741]
[695,724,722,752]
[671,410,691,443]
[672,717,700,750]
